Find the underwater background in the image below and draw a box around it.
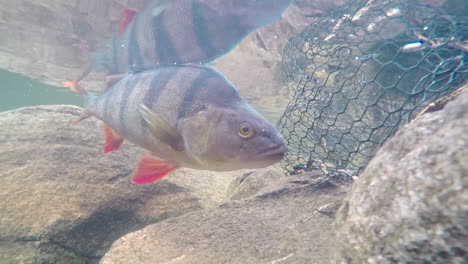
[0,0,466,263]
[0,69,81,112]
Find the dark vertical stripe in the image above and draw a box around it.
[141,68,181,137]
[152,13,182,65]
[176,69,212,120]
[118,74,141,130]
[191,2,216,58]
[103,79,119,122]
[143,68,180,109]
[128,16,143,72]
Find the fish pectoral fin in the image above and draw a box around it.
[103,124,125,153]
[131,154,178,184]
[139,104,185,152]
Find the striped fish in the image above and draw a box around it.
[64,64,287,184]
[90,0,292,74]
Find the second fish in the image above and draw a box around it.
[91,0,293,74]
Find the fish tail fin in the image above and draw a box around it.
[63,63,92,96]
[62,80,88,96]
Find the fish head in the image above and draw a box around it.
[180,103,287,171]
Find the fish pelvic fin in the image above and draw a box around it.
[131,154,178,184]
[139,104,185,152]
[103,124,125,153]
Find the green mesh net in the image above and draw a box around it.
[278,0,467,177]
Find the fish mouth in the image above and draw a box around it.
[260,144,287,161]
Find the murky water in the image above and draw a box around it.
[0,69,82,112]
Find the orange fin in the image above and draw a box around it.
[131,154,177,184]
[119,9,137,35]
[63,80,79,93]
[103,124,124,153]
[62,80,87,96]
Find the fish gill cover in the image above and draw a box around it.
[277,0,467,177]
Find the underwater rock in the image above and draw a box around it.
[334,88,468,263]
[0,105,246,263]
[227,166,288,200]
[100,173,350,264]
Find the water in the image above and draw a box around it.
[3,1,464,263]
[0,69,82,112]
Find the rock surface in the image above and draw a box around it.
[334,88,468,263]
[100,172,350,264]
[0,105,350,264]
[0,105,253,263]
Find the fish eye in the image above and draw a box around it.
[238,122,254,138]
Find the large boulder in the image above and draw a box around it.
[0,105,243,263]
[334,88,468,263]
[100,171,350,264]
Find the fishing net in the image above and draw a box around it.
[278,0,467,177]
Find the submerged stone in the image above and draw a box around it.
[335,87,468,263]
[0,105,241,263]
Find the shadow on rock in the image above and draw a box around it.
[0,105,240,263]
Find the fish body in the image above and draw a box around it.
[92,0,293,73]
[72,64,287,183]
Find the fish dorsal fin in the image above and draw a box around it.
[139,104,185,152]
[131,154,177,184]
[103,124,125,153]
[104,73,127,90]
[119,8,137,35]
